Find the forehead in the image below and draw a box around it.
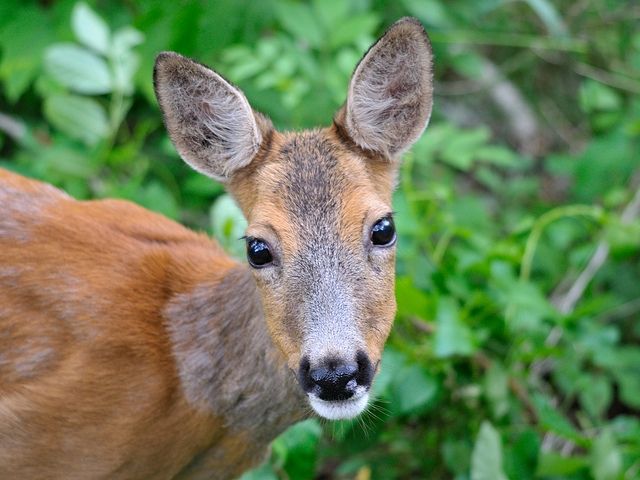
[258,130,390,222]
[278,132,348,228]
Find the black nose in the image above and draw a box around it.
[298,351,373,401]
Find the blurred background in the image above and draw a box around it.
[1,1,639,478]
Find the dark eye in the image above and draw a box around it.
[370,216,396,246]
[246,238,273,267]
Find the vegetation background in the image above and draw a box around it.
[1,0,639,478]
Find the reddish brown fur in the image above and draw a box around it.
[0,169,282,479]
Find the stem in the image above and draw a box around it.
[432,229,453,266]
[520,205,603,282]
[552,186,640,314]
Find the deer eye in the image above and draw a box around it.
[370,216,396,247]
[246,238,273,267]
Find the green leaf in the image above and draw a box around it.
[475,145,521,168]
[40,144,98,178]
[591,429,622,480]
[595,347,640,409]
[440,127,491,171]
[532,394,585,444]
[401,0,453,28]
[43,94,109,145]
[134,182,179,219]
[536,453,589,476]
[312,0,349,29]
[273,420,321,480]
[580,80,622,113]
[393,364,438,415]
[578,374,612,419]
[450,51,485,78]
[505,430,539,480]
[442,438,472,475]
[484,362,509,418]
[328,14,380,49]
[605,217,640,254]
[0,6,53,102]
[395,275,430,319]
[610,415,640,443]
[239,463,279,480]
[44,44,112,94]
[524,0,568,36]
[210,194,247,259]
[110,27,144,95]
[372,348,406,397]
[433,297,474,357]
[72,2,110,54]
[275,1,324,49]
[112,26,144,53]
[471,421,508,480]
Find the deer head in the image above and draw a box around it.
[154,17,433,420]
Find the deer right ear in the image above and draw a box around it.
[338,18,433,159]
[154,52,263,181]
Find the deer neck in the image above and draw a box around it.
[165,263,308,443]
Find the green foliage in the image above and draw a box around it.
[1,0,639,478]
[471,421,509,480]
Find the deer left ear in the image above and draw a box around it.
[337,17,433,159]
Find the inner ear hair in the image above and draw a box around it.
[154,52,265,181]
[340,17,434,159]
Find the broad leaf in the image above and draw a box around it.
[72,2,110,54]
[0,6,53,102]
[591,429,622,480]
[434,296,474,357]
[210,194,248,259]
[43,94,109,145]
[393,364,438,415]
[44,44,112,94]
[471,421,508,480]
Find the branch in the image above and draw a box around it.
[437,58,544,155]
[531,178,640,381]
[0,112,27,142]
[551,184,640,315]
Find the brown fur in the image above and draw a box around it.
[0,17,433,479]
[0,168,302,479]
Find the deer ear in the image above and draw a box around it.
[340,17,433,159]
[154,52,263,181]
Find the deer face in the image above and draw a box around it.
[154,18,433,419]
[234,131,399,419]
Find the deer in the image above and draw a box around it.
[0,17,433,480]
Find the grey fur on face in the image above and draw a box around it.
[165,266,307,440]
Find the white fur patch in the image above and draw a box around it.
[309,391,369,420]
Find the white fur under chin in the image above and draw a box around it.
[309,393,369,420]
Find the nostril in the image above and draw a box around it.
[298,356,315,393]
[355,350,374,387]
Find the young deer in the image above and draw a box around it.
[0,17,432,479]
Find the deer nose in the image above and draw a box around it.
[298,351,373,401]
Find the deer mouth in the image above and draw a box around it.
[308,390,369,420]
